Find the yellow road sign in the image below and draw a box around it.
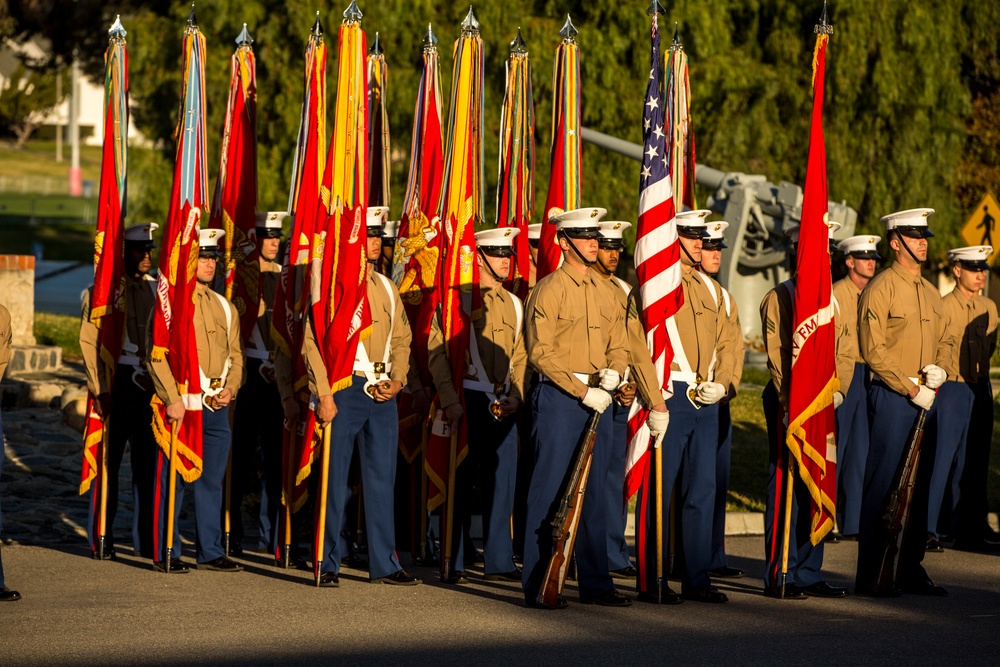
[962,192,1000,264]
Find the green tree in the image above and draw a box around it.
[0,63,65,147]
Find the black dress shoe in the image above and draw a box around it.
[91,547,117,560]
[199,556,243,572]
[855,584,902,598]
[709,566,745,579]
[373,569,420,586]
[152,559,191,574]
[275,556,310,570]
[0,587,22,601]
[413,554,440,567]
[952,537,1000,553]
[610,565,638,579]
[341,554,368,570]
[527,596,568,610]
[926,535,945,553]
[484,568,522,582]
[802,581,848,598]
[683,586,728,603]
[764,583,807,600]
[472,548,485,564]
[825,532,842,544]
[445,570,469,585]
[898,575,948,597]
[636,587,683,605]
[228,543,244,558]
[319,572,340,588]
[581,589,633,607]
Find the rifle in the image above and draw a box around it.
[536,405,603,608]
[872,409,927,593]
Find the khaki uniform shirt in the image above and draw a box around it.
[304,266,411,398]
[627,270,739,408]
[0,304,11,381]
[858,262,954,396]
[248,259,281,357]
[832,278,864,365]
[80,274,156,397]
[427,285,528,408]
[711,275,745,398]
[149,283,245,407]
[761,279,855,407]
[941,289,998,383]
[525,262,629,399]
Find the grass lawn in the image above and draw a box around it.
[0,141,102,183]
[34,312,81,361]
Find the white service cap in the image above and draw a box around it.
[548,207,606,238]
[124,222,159,247]
[836,235,881,259]
[880,207,935,238]
[948,245,992,270]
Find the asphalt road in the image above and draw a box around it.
[1,535,997,666]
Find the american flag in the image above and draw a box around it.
[624,14,683,501]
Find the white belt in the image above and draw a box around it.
[246,348,269,361]
[669,371,699,383]
[539,372,594,387]
[463,378,511,394]
[873,375,919,386]
[118,354,141,366]
[354,360,392,376]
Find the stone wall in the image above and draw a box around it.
[0,254,37,345]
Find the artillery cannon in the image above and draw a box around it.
[581,127,857,366]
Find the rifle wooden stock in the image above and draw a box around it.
[873,409,927,593]
[537,408,602,608]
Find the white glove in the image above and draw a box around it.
[911,385,936,411]
[695,382,726,405]
[832,391,844,409]
[921,364,946,390]
[581,388,613,414]
[647,409,670,448]
[598,368,621,391]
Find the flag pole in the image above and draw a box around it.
[314,424,332,586]
[97,419,110,559]
[442,428,458,581]
[655,444,664,602]
[165,421,180,573]
[779,452,794,598]
[282,421,296,568]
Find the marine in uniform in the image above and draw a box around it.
[927,246,997,552]
[149,228,245,573]
[79,222,159,559]
[428,227,527,584]
[760,221,848,600]
[631,209,738,604]
[304,207,418,587]
[521,207,637,609]
[229,212,286,556]
[590,220,639,579]
[830,235,880,538]
[0,303,20,601]
[855,208,954,596]
[698,219,746,579]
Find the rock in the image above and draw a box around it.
[63,396,88,432]
[60,385,88,410]
[27,382,65,408]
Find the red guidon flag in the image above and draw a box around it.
[149,20,209,481]
[397,25,445,396]
[295,7,371,492]
[536,16,581,281]
[785,25,838,545]
[495,29,535,300]
[80,18,129,497]
[425,10,483,514]
[209,25,259,344]
[272,18,327,516]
